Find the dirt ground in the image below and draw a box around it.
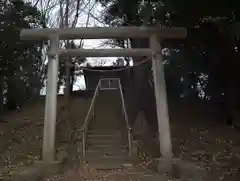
[171,119,240,180]
[170,101,240,181]
[0,98,240,181]
[133,100,240,181]
[0,96,90,180]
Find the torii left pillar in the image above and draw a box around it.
[42,35,59,162]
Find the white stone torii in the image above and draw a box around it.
[20,26,186,172]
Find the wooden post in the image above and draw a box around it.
[42,35,59,162]
[150,34,173,173]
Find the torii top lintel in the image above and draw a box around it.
[20,26,187,40]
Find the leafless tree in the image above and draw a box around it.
[26,0,98,94]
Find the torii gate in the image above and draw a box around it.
[20,26,186,172]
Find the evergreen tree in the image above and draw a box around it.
[0,0,46,112]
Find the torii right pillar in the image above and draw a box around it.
[150,34,173,174]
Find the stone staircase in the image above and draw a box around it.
[82,89,174,180]
[85,90,133,170]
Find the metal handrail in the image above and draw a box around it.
[118,79,132,156]
[81,80,101,156]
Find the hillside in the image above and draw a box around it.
[0,95,240,180]
[0,94,91,178]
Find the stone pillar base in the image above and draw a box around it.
[156,157,203,180]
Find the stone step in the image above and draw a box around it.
[90,124,122,128]
[95,113,120,116]
[97,97,120,101]
[93,114,121,117]
[82,163,171,180]
[85,156,132,167]
[96,98,121,102]
[98,90,120,93]
[90,125,122,130]
[96,100,121,104]
[99,174,170,181]
[88,135,122,141]
[87,139,123,146]
[87,144,126,150]
[88,130,121,135]
[87,147,127,156]
[91,120,122,125]
[90,123,122,128]
[95,105,120,108]
[94,110,121,115]
[86,153,129,160]
[94,112,120,116]
[88,133,122,138]
[93,117,121,122]
[86,150,127,157]
[98,91,120,96]
[95,101,121,105]
[95,106,119,109]
[95,105,121,109]
[95,99,121,104]
[88,129,121,134]
[83,169,171,181]
[84,162,129,170]
[92,121,122,125]
[93,121,122,125]
[91,117,121,121]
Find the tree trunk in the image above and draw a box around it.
[214,33,238,125]
[64,0,71,100]
[57,62,65,94]
[6,79,18,110]
[70,65,75,95]
[0,76,4,117]
[129,38,158,129]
